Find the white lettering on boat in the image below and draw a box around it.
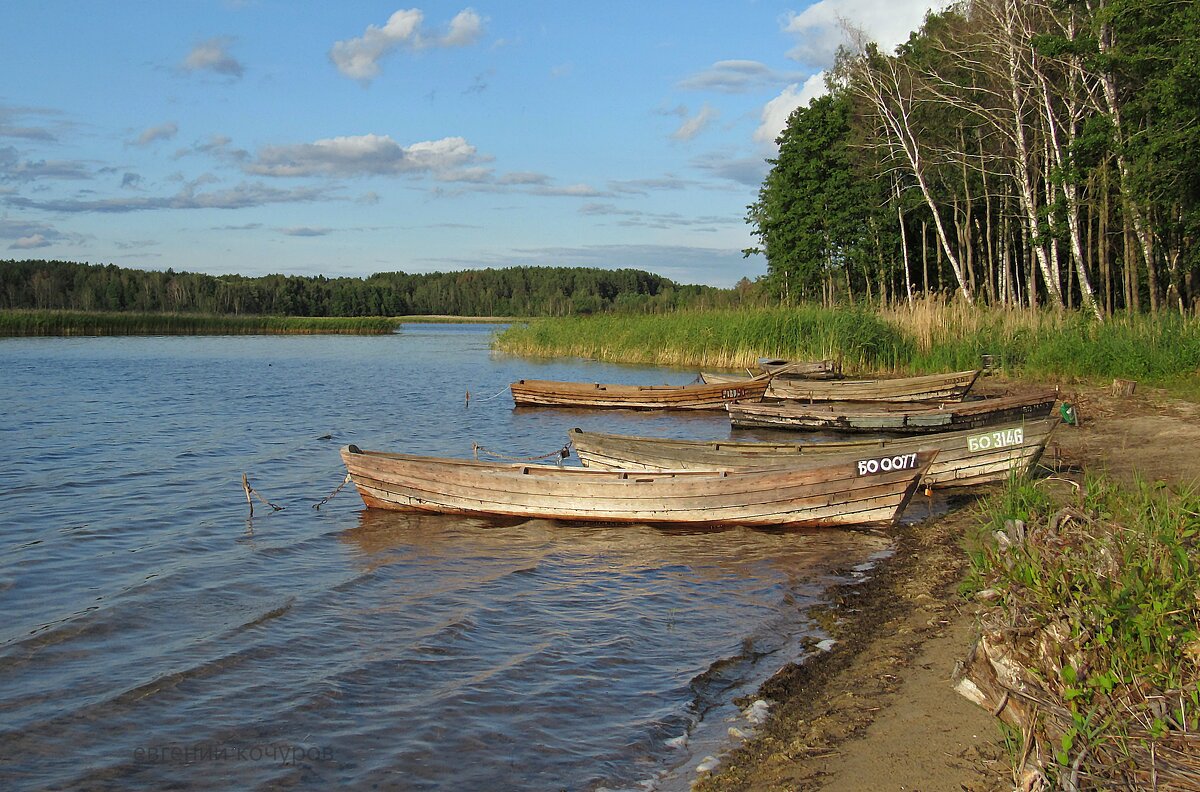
[857,453,918,476]
[721,388,746,399]
[966,426,1024,453]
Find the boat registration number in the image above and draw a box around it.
[857,453,919,476]
[967,427,1023,452]
[721,388,746,399]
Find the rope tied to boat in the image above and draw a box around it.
[468,384,512,404]
[472,442,572,466]
[313,472,353,510]
[242,473,284,517]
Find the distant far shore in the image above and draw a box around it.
[0,309,528,337]
[0,309,398,336]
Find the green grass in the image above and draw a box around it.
[494,306,912,371]
[0,310,398,336]
[967,474,1200,786]
[494,300,1200,399]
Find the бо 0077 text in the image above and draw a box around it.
[857,453,918,476]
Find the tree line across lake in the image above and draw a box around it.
[0,259,740,318]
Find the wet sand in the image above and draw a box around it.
[695,379,1200,791]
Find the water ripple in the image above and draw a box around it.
[0,329,894,791]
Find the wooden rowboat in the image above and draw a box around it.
[569,417,1059,490]
[702,369,980,403]
[727,391,1057,434]
[510,373,771,411]
[757,358,844,379]
[340,444,938,528]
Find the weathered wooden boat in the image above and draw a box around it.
[700,367,979,403]
[340,444,938,528]
[509,373,771,410]
[703,369,981,403]
[569,416,1059,489]
[757,358,844,379]
[727,390,1057,434]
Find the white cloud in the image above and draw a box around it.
[281,226,332,237]
[11,233,50,249]
[678,60,800,94]
[754,74,827,147]
[751,1,946,151]
[442,9,484,47]
[531,183,606,198]
[782,0,949,68]
[6,181,329,213]
[498,171,549,186]
[246,133,482,178]
[330,8,484,83]
[1,218,75,248]
[135,122,179,146]
[182,37,244,78]
[671,104,719,141]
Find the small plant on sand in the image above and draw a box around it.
[963,474,1200,789]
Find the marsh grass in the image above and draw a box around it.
[968,474,1200,787]
[494,307,911,371]
[884,297,1200,387]
[495,298,1200,396]
[0,310,397,336]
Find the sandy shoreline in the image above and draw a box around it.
[694,380,1200,792]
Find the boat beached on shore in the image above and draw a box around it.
[569,416,1059,490]
[757,358,843,379]
[727,390,1058,434]
[702,368,981,403]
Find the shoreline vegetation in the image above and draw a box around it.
[494,300,1200,400]
[957,473,1200,790]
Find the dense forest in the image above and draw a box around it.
[0,260,738,317]
[746,0,1199,318]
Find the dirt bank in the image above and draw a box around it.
[696,380,1200,792]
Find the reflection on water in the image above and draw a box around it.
[0,327,894,791]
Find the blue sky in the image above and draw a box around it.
[1,1,943,287]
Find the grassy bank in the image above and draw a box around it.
[0,310,398,336]
[494,305,912,371]
[494,300,1200,397]
[964,475,1200,788]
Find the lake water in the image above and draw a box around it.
[0,325,895,791]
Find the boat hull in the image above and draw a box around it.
[727,391,1057,434]
[341,445,937,528]
[570,417,1059,490]
[757,358,844,379]
[703,369,980,402]
[510,375,770,410]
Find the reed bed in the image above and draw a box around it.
[963,475,1200,789]
[0,310,398,336]
[494,307,911,372]
[883,297,1200,388]
[495,300,1200,397]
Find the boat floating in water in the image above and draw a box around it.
[509,373,772,411]
[340,444,938,528]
